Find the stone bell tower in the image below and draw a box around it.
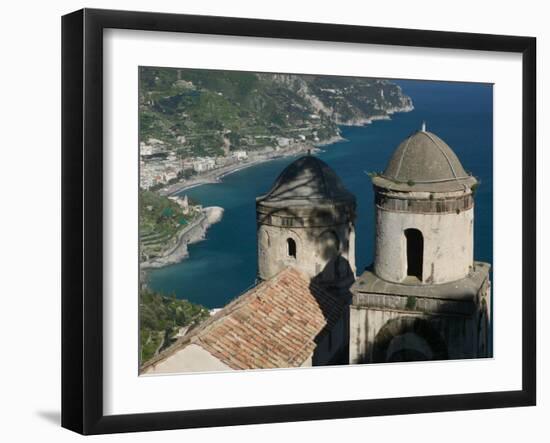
[350,125,491,364]
[256,155,356,295]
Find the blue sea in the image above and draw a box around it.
[148,80,493,309]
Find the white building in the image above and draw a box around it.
[163,171,178,182]
[168,195,190,214]
[276,137,290,147]
[192,157,216,173]
[140,142,153,156]
[232,150,248,161]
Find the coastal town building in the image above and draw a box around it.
[140,142,154,157]
[168,194,190,214]
[140,138,167,157]
[232,150,248,161]
[276,137,290,147]
[192,157,216,173]
[349,124,491,363]
[140,154,186,189]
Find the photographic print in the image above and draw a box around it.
[138,67,493,374]
[61,10,536,433]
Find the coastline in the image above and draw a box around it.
[335,104,415,126]
[158,141,335,197]
[144,104,413,271]
[158,107,414,197]
[141,142,333,272]
[140,206,224,270]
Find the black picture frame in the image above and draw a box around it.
[61,8,536,435]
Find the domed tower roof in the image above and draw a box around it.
[372,126,477,192]
[258,155,355,207]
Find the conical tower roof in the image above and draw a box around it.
[373,127,477,192]
[258,155,355,207]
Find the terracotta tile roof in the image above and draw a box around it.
[146,267,346,370]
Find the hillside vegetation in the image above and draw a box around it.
[139,68,413,158]
[139,190,198,262]
[140,289,210,365]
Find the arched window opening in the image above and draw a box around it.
[372,318,448,363]
[405,228,423,281]
[287,238,297,259]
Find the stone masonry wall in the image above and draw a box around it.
[374,206,474,284]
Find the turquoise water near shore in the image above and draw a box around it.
[148,80,493,309]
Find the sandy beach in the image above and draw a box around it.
[158,140,343,197]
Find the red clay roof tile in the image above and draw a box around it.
[147,267,346,370]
